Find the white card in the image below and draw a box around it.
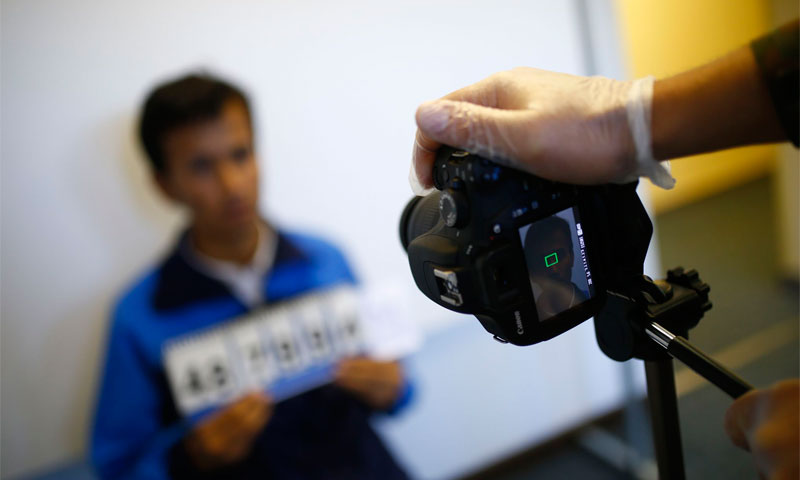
[163,284,419,417]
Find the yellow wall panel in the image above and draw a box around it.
[616,0,776,213]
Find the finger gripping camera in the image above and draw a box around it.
[400,147,652,346]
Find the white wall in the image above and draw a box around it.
[1,1,646,478]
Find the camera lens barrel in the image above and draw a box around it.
[399,192,442,251]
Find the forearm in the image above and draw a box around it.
[410,21,797,190]
[651,45,786,160]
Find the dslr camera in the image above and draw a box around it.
[401,148,750,479]
[400,146,653,346]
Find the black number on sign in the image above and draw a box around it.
[312,330,324,350]
[280,341,294,362]
[185,367,204,395]
[249,344,261,362]
[248,343,269,372]
[209,359,229,388]
[345,319,358,338]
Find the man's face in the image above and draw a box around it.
[157,100,259,232]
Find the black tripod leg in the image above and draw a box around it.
[645,359,686,480]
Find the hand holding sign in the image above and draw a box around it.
[335,358,405,410]
[184,391,273,470]
[163,285,419,417]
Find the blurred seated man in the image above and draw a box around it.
[91,74,412,480]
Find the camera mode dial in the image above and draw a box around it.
[439,188,469,228]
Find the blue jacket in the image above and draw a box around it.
[91,230,410,480]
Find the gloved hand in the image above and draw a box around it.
[410,67,674,195]
[724,379,799,480]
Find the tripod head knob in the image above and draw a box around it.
[633,275,673,305]
[594,268,712,362]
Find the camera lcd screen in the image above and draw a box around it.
[518,207,595,321]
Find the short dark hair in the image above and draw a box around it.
[524,215,573,253]
[138,74,251,173]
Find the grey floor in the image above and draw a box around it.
[473,177,799,480]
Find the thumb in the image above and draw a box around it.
[415,99,528,166]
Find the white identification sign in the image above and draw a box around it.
[163,285,368,417]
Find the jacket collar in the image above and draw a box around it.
[152,229,306,312]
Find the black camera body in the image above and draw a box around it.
[400,149,741,480]
[401,147,652,346]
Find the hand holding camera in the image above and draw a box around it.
[410,67,675,196]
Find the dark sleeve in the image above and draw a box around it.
[751,19,799,147]
[168,440,258,480]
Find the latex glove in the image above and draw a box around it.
[410,67,674,195]
[334,357,404,410]
[184,392,273,470]
[724,379,799,480]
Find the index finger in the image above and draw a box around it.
[411,77,500,194]
[410,129,439,194]
[219,392,270,421]
[216,393,271,431]
[441,77,499,106]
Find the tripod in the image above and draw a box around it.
[595,267,753,480]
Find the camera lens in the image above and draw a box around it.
[399,193,442,251]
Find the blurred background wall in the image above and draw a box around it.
[1,1,796,479]
[1,1,643,478]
